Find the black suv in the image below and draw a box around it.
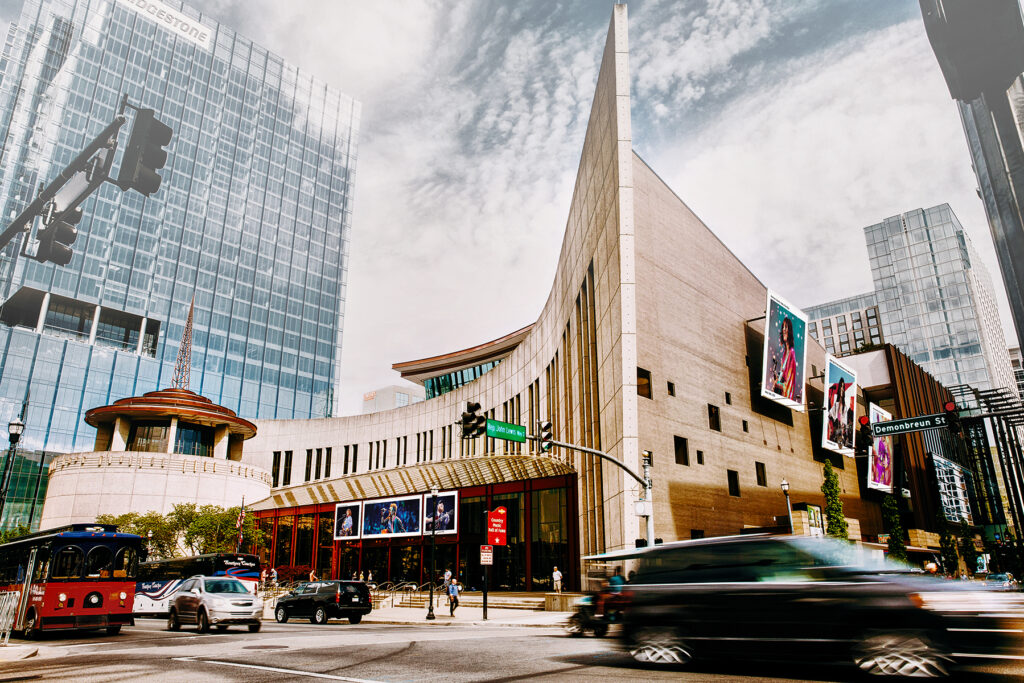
[274,580,372,624]
[620,535,1024,677]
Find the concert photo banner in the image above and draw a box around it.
[822,355,857,457]
[867,403,894,493]
[333,502,362,540]
[362,495,423,538]
[761,290,808,411]
[423,491,458,535]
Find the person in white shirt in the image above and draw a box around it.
[552,566,563,593]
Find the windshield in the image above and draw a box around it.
[204,578,249,594]
[786,536,915,572]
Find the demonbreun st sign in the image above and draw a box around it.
[871,413,948,437]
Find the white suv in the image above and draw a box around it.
[167,575,263,632]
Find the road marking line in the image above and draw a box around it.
[62,641,117,647]
[953,652,1024,660]
[171,657,386,682]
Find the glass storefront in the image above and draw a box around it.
[256,475,576,591]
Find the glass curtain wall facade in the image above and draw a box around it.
[864,204,1016,392]
[0,0,359,528]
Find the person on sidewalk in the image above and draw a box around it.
[552,566,562,593]
[309,569,318,582]
[448,578,461,616]
[443,568,452,592]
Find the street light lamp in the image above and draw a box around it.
[426,486,439,621]
[0,418,25,525]
[781,478,794,534]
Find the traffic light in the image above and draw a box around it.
[856,414,872,456]
[117,108,172,196]
[460,402,486,438]
[34,206,82,266]
[944,400,963,437]
[539,420,553,452]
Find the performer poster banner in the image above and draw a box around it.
[362,495,422,538]
[761,290,808,411]
[822,355,857,457]
[423,491,458,535]
[867,403,894,493]
[333,502,362,540]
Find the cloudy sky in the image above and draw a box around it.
[1,0,1002,416]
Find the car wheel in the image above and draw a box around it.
[248,622,262,633]
[566,614,585,637]
[628,626,694,666]
[853,631,951,678]
[167,610,181,631]
[348,614,362,625]
[22,610,39,640]
[275,606,288,623]
[197,609,211,633]
[106,625,122,636]
[313,607,328,624]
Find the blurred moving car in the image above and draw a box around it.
[618,535,1024,678]
[167,575,263,633]
[274,580,372,624]
[985,573,1018,591]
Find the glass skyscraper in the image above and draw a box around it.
[0,0,359,529]
[863,204,1015,392]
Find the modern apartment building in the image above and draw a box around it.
[1010,347,1024,402]
[805,292,884,357]
[809,205,1016,395]
[0,0,359,529]
[361,384,424,414]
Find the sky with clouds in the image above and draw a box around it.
[0,0,1005,416]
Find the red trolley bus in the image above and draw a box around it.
[0,524,141,637]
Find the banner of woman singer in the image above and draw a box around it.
[822,355,857,457]
[867,403,894,493]
[761,290,808,411]
[362,495,423,538]
[333,502,362,540]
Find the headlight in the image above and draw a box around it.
[912,591,1024,615]
[59,593,67,602]
[89,594,99,604]
[119,591,127,600]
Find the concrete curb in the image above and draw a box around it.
[0,644,39,661]
[362,618,566,629]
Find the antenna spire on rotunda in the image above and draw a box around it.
[171,297,195,390]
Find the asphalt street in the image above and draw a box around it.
[1,618,1022,682]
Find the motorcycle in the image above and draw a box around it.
[565,592,623,637]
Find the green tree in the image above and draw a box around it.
[96,510,179,560]
[881,494,907,562]
[0,523,31,544]
[820,460,848,539]
[936,509,959,577]
[174,503,264,556]
[959,520,979,576]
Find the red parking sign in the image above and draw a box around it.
[488,507,507,546]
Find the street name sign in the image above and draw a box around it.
[480,545,493,565]
[488,507,507,546]
[870,413,947,437]
[485,419,526,443]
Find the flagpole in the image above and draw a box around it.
[236,495,245,553]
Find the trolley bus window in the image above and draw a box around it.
[85,546,114,578]
[113,546,139,578]
[51,545,84,579]
[32,546,50,582]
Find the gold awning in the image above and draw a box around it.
[250,454,574,511]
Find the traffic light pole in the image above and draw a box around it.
[531,435,655,544]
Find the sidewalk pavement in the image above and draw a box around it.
[0,644,38,661]
[361,604,570,628]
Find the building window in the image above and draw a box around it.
[637,367,653,399]
[696,450,704,465]
[343,445,350,475]
[690,529,705,539]
[283,451,293,486]
[667,381,675,397]
[127,421,169,453]
[395,392,410,407]
[305,449,313,481]
[352,445,358,473]
[822,320,832,334]
[674,436,689,466]
[742,420,749,433]
[728,469,740,497]
[725,392,732,405]
[852,313,863,330]
[315,448,322,480]
[272,451,281,488]
[708,404,721,431]
[324,447,332,478]
[175,422,214,458]
[825,337,835,350]
[756,461,767,487]
[837,317,847,332]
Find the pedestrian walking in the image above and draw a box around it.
[552,566,562,593]
[443,568,452,591]
[259,567,268,592]
[309,569,318,582]
[269,566,278,588]
[359,571,365,581]
[448,578,460,615]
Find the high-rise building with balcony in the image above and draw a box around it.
[0,0,359,529]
